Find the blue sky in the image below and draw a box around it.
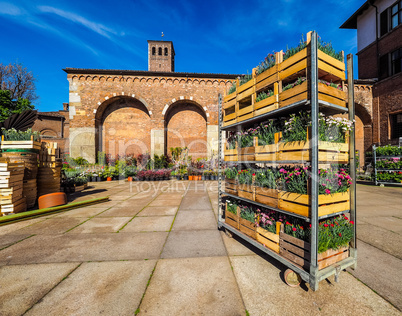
[0,0,361,112]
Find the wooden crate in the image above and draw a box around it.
[279,80,308,108]
[1,197,26,215]
[317,50,346,81]
[279,48,308,81]
[278,191,350,217]
[255,65,279,91]
[0,135,41,151]
[280,230,349,270]
[239,217,257,239]
[223,111,236,127]
[1,152,38,180]
[256,222,281,253]
[224,179,237,195]
[225,203,240,230]
[23,179,37,208]
[224,147,238,162]
[237,103,254,122]
[238,137,257,161]
[237,78,255,102]
[255,134,279,161]
[237,184,255,201]
[254,186,278,208]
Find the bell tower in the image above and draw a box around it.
[148,40,175,72]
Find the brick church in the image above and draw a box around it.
[61,40,238,163]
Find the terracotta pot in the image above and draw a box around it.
[189,176,193,180]
[107,177,112,181]
[38,192,67,209]
[127,176,133,182]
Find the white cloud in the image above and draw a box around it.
[0,2,24,16]
[38,5,118,39]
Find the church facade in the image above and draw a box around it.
[63,40,238,163]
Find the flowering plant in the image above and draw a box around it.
[256,121,278,146]
[239,205,256,222]
[256,53,276,75]
[280,166,352,195]
[224,167,238,180]
[237,128,258,148]
[376,158,402,170]
[282,111,354,143]
[254,168,279,189]
[319,79,342,90]
[237,169,254,185]
[226,131,237,150]
[258,209,278,233]
[318,37,343,62]
[318,214,354,252]
[228,81,237,94]
[282,77,307,92]
[283,34,307,61]
[255,90,274,102]
[226,199,238,215]
[239,74,252,86]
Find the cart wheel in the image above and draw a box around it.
[284,269,301,287]
[225,229,233,238]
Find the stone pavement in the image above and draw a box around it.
[0,180,400,315]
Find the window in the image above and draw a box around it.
[164,47,168,56]
[391,1,402,29]
[380,1,402,36]
[158,47,162,55]
[391,113,402,139]
[379,54,389,79]
[391,48,402,76]
[152,47,155,55]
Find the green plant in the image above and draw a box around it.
[1,127,40,141]
[224,167,237,180]
[283,34,307,61]
[318,37,343,62]
[254,168,278,189]
[239,205,256,222]
[259,210,277,233]
[228,81,237,94]
[239,74,252,86]
[255,53,276,75]
[255,90,274,102]
[237,127,258,148]
[376,145,402,156]
[226,131,237,149]
[282,77,306,92]
[256,121,278,146]
[237,169,254,185]
[73,157,89,166]
[318,215,354,253]
[226,199,238,215]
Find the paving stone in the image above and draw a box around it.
[172,210,217,231]
[25,260,156,316]
[161,230,226,258]
[348,240,402,311]
[220,231,256,256]
[155,193,184,200]
[53,206,108,218]
[230,255,401,316]
[0,263,79,316]
[149,199,181,207]
[96,205,145,217]
[0,232,168,265]
[180,194,211,210]
[121,216,174,232]
[360,216,402,233]
[68,217,131,233]
[0,218,45,236]
[137,206,178,216]
[7,218,86,235]
[139,257,246,316]
[0,234,32,250]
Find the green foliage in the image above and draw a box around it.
[282,77,306,92]
[256,53,276,75]
[224,167,238,180]
[1,127,40,141]
[318,37,343,62]
[375,145,402,156]
[283,34,307,61]
[0,90,34,122]
[239,74,252,86]
[256,121,278,146]
[226,199,238,215]
[254,168,278,189]
[237,169,254,185]
[73,157,89,166]
[318,215,354,253]
[228,81,236,94]
[255,90,274,102]
[97,152,106,165]
[239,205,256,222]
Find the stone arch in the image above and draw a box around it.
[193,79,199,84]
[95,95,152,159]
[106,76,112,82]
[72,75,78,82]
[40,128,58,139]
[79,75,85,81]
[147,78,153,83]
[125,77,132,82]
[179,79,186,84]
[99,76,105,82]
[140,78,146,83]
[160,78,166,84]
[166,78,173,84]
[92,76,98,81]
[163,98,208,160]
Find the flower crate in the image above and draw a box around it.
[278,140,349,163]
[237,184,255,201]
[239,217,257,239]
[223,111,236,127]
[237,78,255,102]
[237,102,254,122]
[255,133,279,161]
[223,92,237,127]
[255,65,280,92]
[317,50,346,81]
[224,146,238,162]
[225,202,239,230]
[278,191,350,217]
[254,186,278,208]
[1,135,41,151]
[224,178,237,195]
[256,222,281,253]
[279,80,308,108]
[238,137,257,161]
[253,93,279,118]
[279,230,349,270]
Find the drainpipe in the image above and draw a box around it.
[368,0,381,144]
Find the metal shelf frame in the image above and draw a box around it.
[217,32,357,291]
[373,144,402,186]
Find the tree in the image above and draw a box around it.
[0,62,38,103]
[0,90,34,122]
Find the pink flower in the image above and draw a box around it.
[325,189,331,194]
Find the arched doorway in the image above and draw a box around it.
[164,101,208,160]
[95,97,151,160]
